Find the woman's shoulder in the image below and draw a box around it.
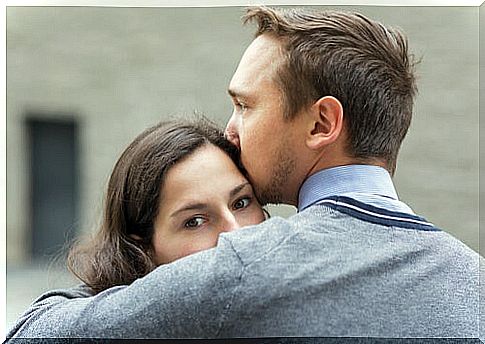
[6,284,94,339]
[28,284,94,307]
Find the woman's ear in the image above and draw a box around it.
[129,234,143,242]
[306,96,344,151]
[262,207,271,220]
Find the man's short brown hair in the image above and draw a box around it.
[243,6,418,175]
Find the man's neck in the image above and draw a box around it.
[287,157,388,206]
[302,156,389,192]
[308,157,388,178]
[296,164,413,214]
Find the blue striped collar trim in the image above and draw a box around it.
[313,196,439,231]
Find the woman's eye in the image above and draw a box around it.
[184,217,206,229]
[233,197,251,210]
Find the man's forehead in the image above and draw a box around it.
[240,35,283,68]
[229,35,283,96]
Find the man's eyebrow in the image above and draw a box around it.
[170,203,207,218]
[228,88,249,100]
[230,182,251,199]
[228,89,236,97]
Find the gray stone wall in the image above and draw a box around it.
[6,6,479,265]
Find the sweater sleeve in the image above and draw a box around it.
[6,239,243,340]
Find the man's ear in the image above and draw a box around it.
[306,96,344,151]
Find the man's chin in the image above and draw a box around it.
[247,175,285,206]
[255,187,284,207]
[251,182,272,207]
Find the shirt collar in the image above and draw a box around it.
[298,164,398,211]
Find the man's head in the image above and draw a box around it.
[225,6,418,206]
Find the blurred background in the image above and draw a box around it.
[6,5,479,329]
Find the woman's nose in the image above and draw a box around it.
[220,212,241,233]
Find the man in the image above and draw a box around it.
[221,6,479,337]
[225,6,415,207]
[6,6,480,341]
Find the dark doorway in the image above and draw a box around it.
[27,117,79,260]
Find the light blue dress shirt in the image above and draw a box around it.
[298,164,414,214]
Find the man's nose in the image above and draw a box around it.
[225,115,240,149]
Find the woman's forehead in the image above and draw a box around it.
[160,145,248,204]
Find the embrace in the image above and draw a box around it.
[7,6,480,340]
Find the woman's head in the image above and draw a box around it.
[152,143,265,264]
[68,119,264,293]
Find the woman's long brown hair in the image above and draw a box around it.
[67,119,240,294]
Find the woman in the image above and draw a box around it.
[66,119,265,294]
[7,118,266,338]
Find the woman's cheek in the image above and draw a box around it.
[177,234,218,258]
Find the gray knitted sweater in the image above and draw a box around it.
[6,198,480,339]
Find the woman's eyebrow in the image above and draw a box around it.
[170,183,251,218]
[230,182,251,198]
[170,203,207,218]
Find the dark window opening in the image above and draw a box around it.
[27,117,79,261]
